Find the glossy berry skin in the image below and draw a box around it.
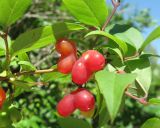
[57,94,76,117]
[74,88,95,111]
[0,87,6,108]
[58,54,76,74]
[56,38,76,56]
[72,59,92,85]
[82,50,105,72]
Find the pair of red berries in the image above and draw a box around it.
[56,39,106,85]
[72,50,105,85]
[56,39,77,74]
[57,88,95,117]
[0,87,6,108]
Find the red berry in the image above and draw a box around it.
[72,59,92,85]
[58,54,76,74]
[56,38,76,56]
[74,88,95,111]
[82,50,105,72]
[57,94,76,117]
[0,87,6,108]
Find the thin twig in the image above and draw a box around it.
[14,80,49,86]
[125,81,148,105]
[1,29,10,71]
[14,68,57,76]
[125,91,148,105]
[102,0,120,31]
[4,33,10,69]
[0,76,8,81]
[31,81,49,86]
[124,52,139,61]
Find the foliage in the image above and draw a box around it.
[0,0,160,128]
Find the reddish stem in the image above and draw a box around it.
[125,91,148,105]
[102,0,120,31]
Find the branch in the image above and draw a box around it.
[125,82,148,105]
[0,76,8,81]
[15,68,57,76]
[124,52,139,61]
[125,91,148,105]
[14,80,49,86]
[102,0,120,31]
[0,29,10,71]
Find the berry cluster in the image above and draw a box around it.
[57,88,95,117]
[56,39,106,117]
[56,39,77,74]
[0,87,6,108]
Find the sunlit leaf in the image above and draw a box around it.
[0,0,32,27]
[95,70,136,121]
[63,0,108,27]
[140,26,160,52]
[86,30,128,54]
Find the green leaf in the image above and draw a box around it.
[14,116,42,128]
[63,0,108,27]
[98,99,110,127]
[125,58,152,92]
[140,26,160,52]
[149,98,160,105]
[11,80,33,97]
[11,22,85,56]
[18,53,32,71]
[9,106,22,123]
[0,101,13,128]
[18,53,30,61]
[94,85,103,118]
[0,0,31,27]
[101,46,124,67]
[102,46,123,62]
[0,49,4,56]
[12,80,33,90]
[58,117,92,128]
[0,70,7,77]
[18,61,36,70]
[140,53,160,58]
[141,118,160,128]
[105,24,131,34]
[0,111,12,127]
[95,70,136,121]
[108,47,124,62]
[115,27,144,50]
[86,30,128,54]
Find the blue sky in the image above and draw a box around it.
[107,0,160,63]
